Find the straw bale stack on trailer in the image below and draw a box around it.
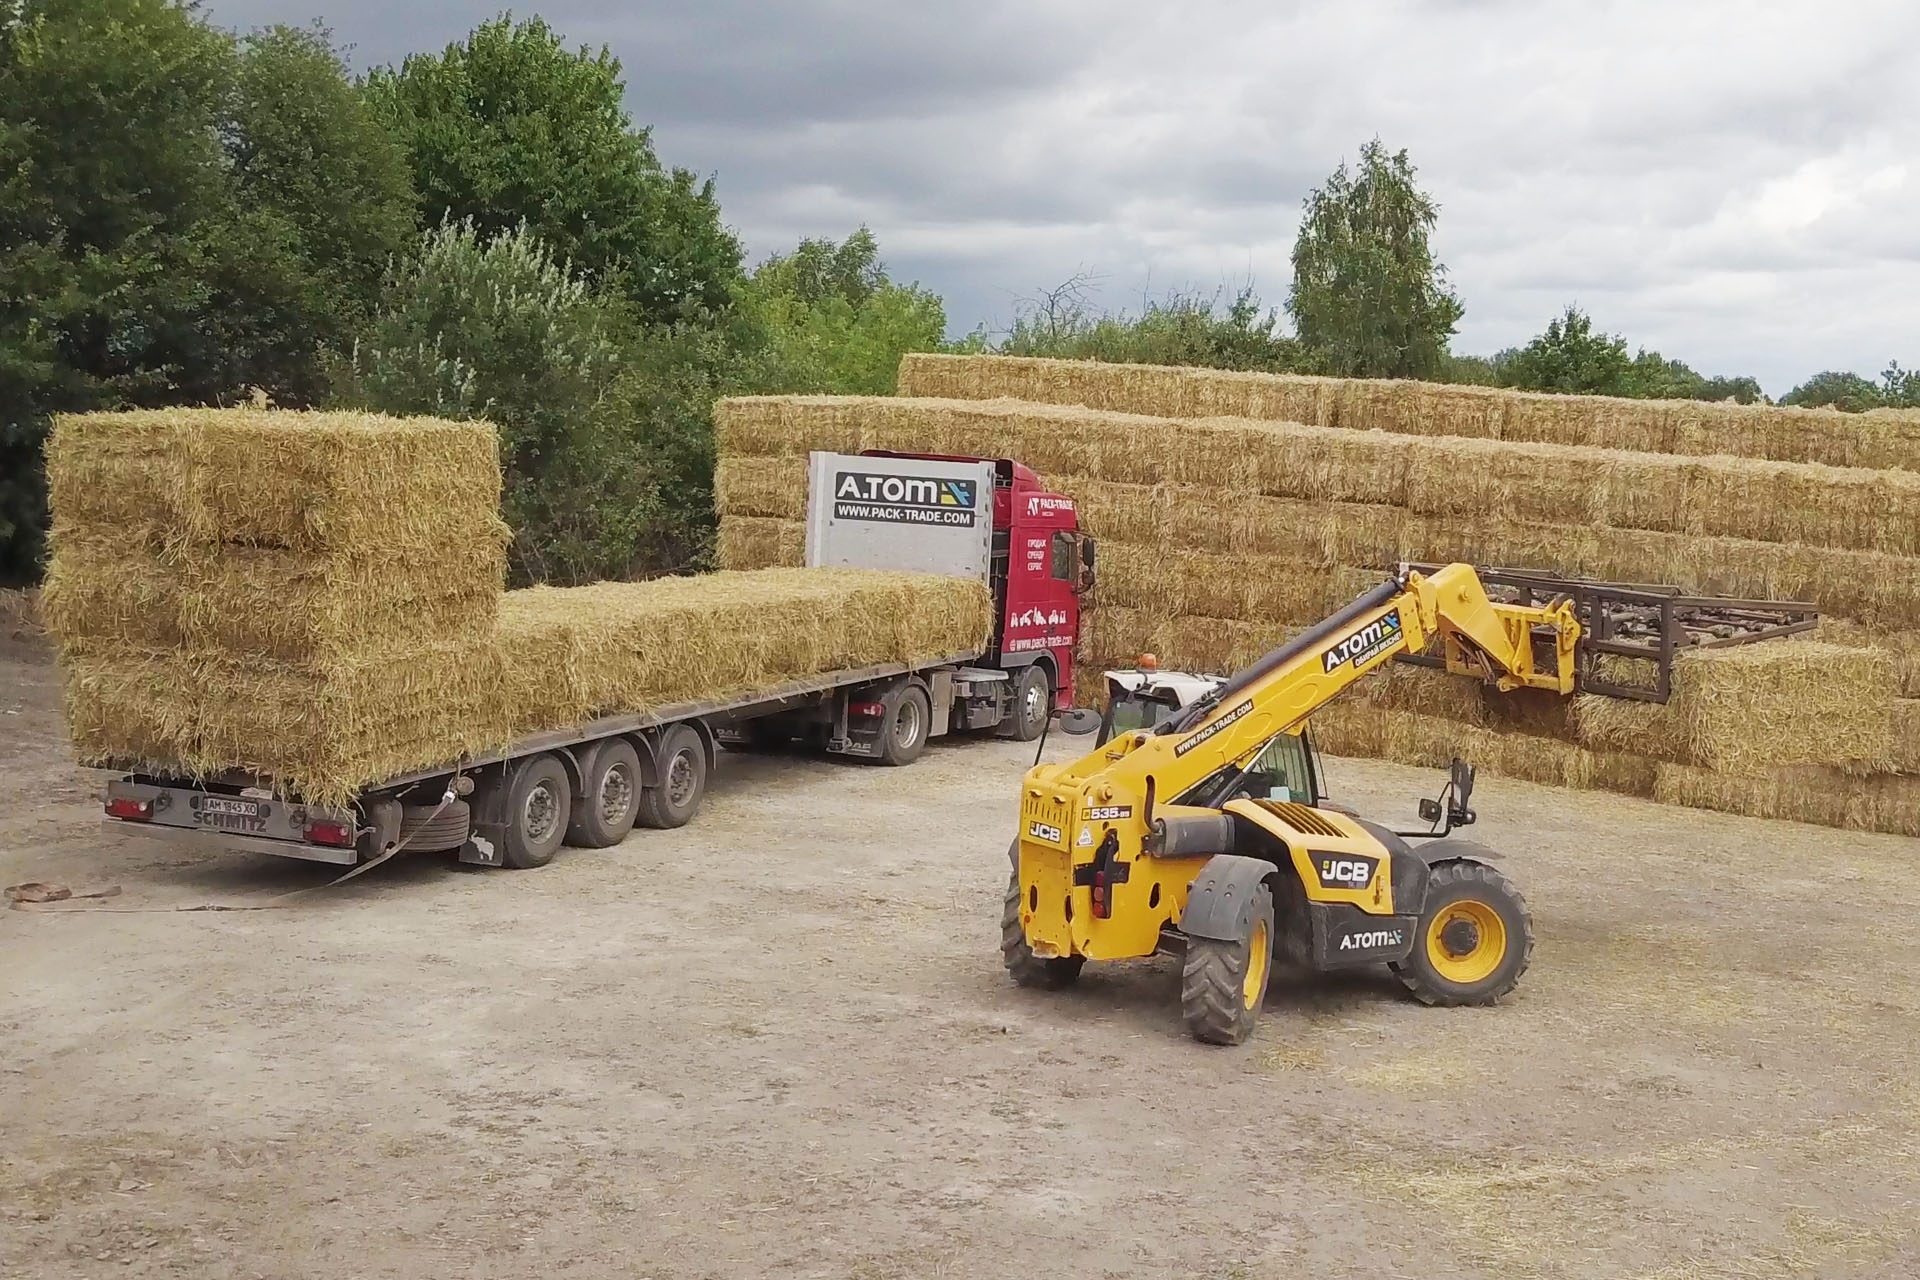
[712,369,1920,837]
[45,409,993,810]
[46,409,513,807]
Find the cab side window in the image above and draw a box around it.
[1049,531,1074,580]
[1247,732,1315,804]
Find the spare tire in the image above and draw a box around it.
[398,799,471,853]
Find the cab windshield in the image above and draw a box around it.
[1098,689,1178,745]
[1180,728,1320,809]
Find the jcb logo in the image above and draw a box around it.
[1028,820,1063,844]
[1316,854,1378,889]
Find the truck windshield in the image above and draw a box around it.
[1099,692,1175,745]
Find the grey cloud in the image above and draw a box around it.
[207,0,1920,393]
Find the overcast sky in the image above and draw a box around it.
[208,0,1920,395]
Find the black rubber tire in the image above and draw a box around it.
[564,739,641,849]
[501,755,570,869]
[1000,865,1084,989]
[1006,664,1052,742]
[1180,882,1276,1046]
[636,723,707,830]
[876,684,932,766]
[398,799,470,854]
[1390,859,1534,1007]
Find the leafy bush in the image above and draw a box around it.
[1001,278,1306,373]
[336,221,721,583]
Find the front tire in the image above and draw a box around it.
[1000,865,1083,989]
[1390,859,1534,1006]
[1006,664,1052,741]
[1180,882,1276,1045]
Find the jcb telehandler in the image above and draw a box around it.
[1003,561,1816,1044]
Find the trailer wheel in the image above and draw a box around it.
[565,738,641,849]
[877,684,931,766]
[636,723,707,829]
[502,754,570,869]
[1006,664,1052,741]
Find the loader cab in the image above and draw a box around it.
[1100,664,1324,807]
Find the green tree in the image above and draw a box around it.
[364,15,741,322]
[1498,307,1635,395]
[0,0,238,582]
[743,228,948,394]
[1000,277,1305,373]
[1288,139,1462,378]
[1781,370,1885,412]
[228,25,416,349]
[337,220,721,582]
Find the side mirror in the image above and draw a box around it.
[1058,708,1101,736]
[1419,797,1442,823]
[1077,536,1097,592]
[1449,757,1477,826]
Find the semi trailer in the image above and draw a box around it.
[101,451,1095,870]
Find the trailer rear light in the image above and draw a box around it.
[305,819,355,848]
[1090,874,1112,918]
[106,797,153,821]
[849,700,886,718]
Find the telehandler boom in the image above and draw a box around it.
[1003,562,1583,1044]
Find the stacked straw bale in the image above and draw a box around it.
[714,373,1920,836]
[49,410,994,810]
[898,353,1920,471]
[47,409,512,806]
[492,570,991,736]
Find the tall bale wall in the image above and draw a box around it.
[715,392,1920,836]
[898,353,1920,472]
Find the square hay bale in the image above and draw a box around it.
[1311,703,1657,797]
[43,409,509,660]
[1346,661,1491,726]
[47,408,507,552]
[715,516,805,571]
[898,353,1920,472]
[1894,701,1920,774]
[1575,642,1895,776]
[42,532,503,660]
[1651,763,1920,837]
[714,455,809,521]
[492,569,994,735]
[61,636,507,808]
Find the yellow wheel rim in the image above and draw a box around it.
[1243,920,1270,1008]
[1425,900,1506,986]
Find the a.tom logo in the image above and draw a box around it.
[1338,926,1406,952]
[833,471,979,526]
[1322,609,1403,674]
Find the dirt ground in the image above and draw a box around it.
[3,630,1918,1280]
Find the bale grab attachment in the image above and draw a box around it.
[1398,564,1819,704]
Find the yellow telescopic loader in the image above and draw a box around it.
[1003,561,1813,1044]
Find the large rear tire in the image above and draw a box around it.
[636,723,708,830]
[564,739,641,849]
[1390,859,1533,1006]
[1180,882,1275,1045]
[501,754,570,869]
[876,684,931,766]
[1000,865,1083,989]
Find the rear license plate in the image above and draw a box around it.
[192,795,269,831]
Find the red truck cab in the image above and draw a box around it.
[858,452,1093,713]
